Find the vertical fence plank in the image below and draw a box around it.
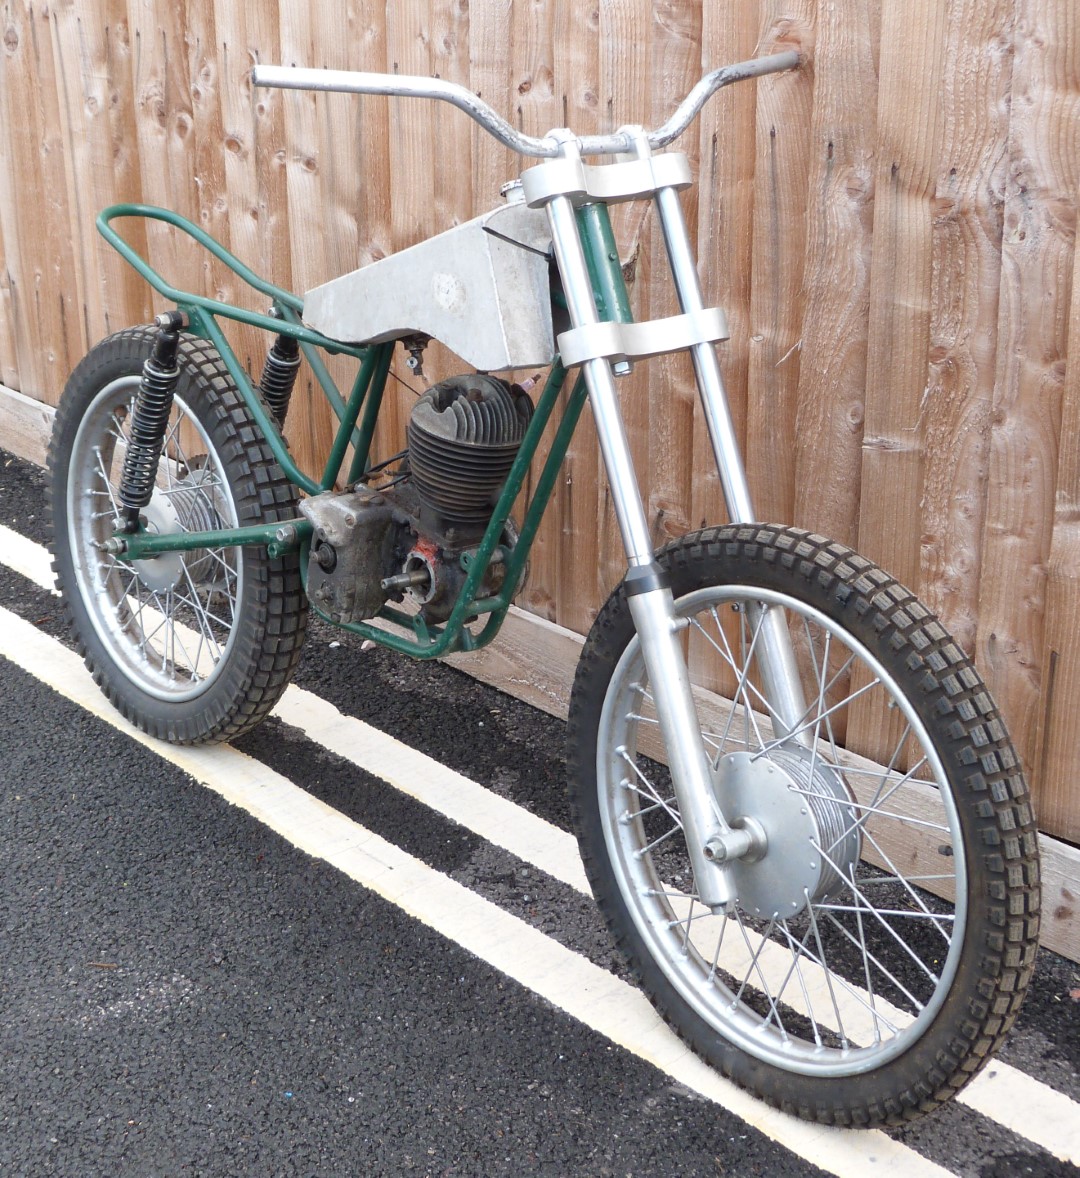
[0,2,38,393]
[977,0,1080,800]
[0,3,67,400]
[0,193,14,388]
[212,0,287,388]
[126,0,203,316]
[3,0,1080,839]
[507,0,558,620]
[745,3,815,527]
[50,0,148,359]
[348,5,395,474]
[848,1,946,765]
[183,0,229,288]
[468,0,511,201]
[857,1,946,587]
[1037,214,1080,840]
[430,0,472,228]
[275,0,340,479]
[790,0,877,547]
[914,1,1015,655]
[691,4,759,535]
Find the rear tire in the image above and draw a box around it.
[567,525,1040,1126]
[48,327,307,744]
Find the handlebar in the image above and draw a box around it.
[252,50,801,159]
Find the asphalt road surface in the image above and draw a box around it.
[1,447,1078,1177]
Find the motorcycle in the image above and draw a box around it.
[47,49,1039,1127]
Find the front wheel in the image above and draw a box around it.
[567,525,1040,1127]
[48,327,308,745]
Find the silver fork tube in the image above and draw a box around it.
[546,179,742,909]
[651,169,808,741]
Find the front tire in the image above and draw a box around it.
[567,525,1040,1126]
[48,327,307,744]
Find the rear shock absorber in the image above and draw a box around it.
[118,311,185,533]
[257,332,301,427]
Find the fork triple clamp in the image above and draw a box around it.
[117,310,188,533]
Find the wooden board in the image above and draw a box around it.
[790,0,877,547]
[2,381,1079,963]
[977,0,1080,824]
[1,0,1079,843]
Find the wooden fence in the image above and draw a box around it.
[1,0,1079,847]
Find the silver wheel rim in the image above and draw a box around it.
[65,376,244,702]
[598,585,968,1078]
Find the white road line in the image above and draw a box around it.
[0,604,948,1178]
[271,689,1080,1165]
[0,524,58,594]
[4,533,1079,1165]
[0,523,588,893]
[272,686,590,894]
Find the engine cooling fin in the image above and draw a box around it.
[407,375,533,527]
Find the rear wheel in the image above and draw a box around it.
[48,326,307,744]
[567,525,1040,1126]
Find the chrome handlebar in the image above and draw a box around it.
[251,50,801,159]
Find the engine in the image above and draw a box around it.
[300,373,533,626]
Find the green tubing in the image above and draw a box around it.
[347,342,395,485]
[95,202,625,662]
[190,309,321,496]
[577,203,634,324]
[117,517,311,560]
[319,343,394,491]
[100,204,301,319]
[98,204,369,355]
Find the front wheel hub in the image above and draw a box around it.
[712,748,862,918]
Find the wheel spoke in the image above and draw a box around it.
[65,381,246,699]
[579,539,1026,1108]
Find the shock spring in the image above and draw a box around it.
[118,313,185,533]
[257,333,301,426]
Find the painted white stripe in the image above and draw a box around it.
[0,525,589,894]
[271,686,590,894]
[0,523,58,594]
[0,605,947,1178]
[4,534,1079,1165]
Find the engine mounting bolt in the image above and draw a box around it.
[274,525,297,544]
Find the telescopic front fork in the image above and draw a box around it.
[543,135,808,911]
